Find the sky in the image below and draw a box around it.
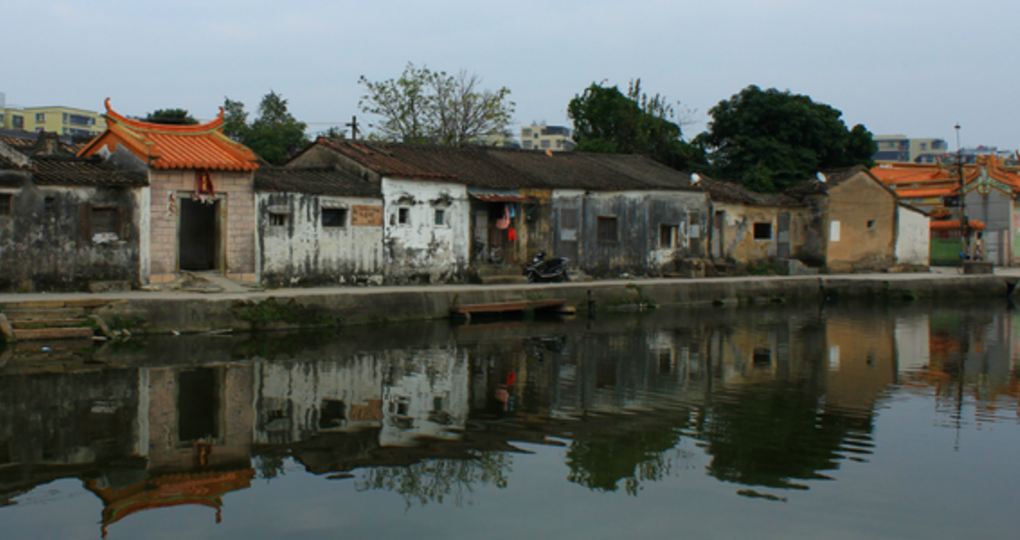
[7,0,1020,150]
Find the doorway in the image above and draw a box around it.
[179,197,220,271]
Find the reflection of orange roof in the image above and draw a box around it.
[85,468,255,538]
[931,219,986,231]
[78,99,259,172]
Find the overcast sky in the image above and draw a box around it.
[7,0,1020,150]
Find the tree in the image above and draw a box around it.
[695,85,876,192]
[221,91,309,165]
[358,63,515,145]
[567,80,702,170]
[145,108,198,125]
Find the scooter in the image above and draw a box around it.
[524,252,570,282]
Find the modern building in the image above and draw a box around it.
[873,135,948,164]
[0,93,106,137]
[520,125,574,152]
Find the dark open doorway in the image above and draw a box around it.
[180,198,219,271]
[178,367,220,442]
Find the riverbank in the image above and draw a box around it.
[1,270,1017,338]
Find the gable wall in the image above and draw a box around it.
[895,206,929,266]
[825,174,897,271]
[382,178,470,283]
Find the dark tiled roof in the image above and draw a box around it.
[255,167,382,198]
[0,130,80,155]
[701,177,802,207]
[785,165,888,197]
[311,139,699,192]
[30,156,148,187]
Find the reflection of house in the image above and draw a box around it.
[0,133,147,290]
[78,100,261,286]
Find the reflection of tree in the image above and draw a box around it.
[695,382,868,490]
[354,451,511,507]
[254,454,286,480]
[565,416,694,495]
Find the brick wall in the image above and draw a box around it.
[148,170,257,284]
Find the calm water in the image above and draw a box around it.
[1,302,1018,539]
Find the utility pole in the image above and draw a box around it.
[346,116,360,140]
[955,124,970,259]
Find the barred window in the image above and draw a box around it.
[0,194,11,215]
[322,208,347,228]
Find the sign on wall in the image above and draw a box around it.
[352,205,383,226]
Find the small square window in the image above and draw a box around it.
[0,194,12,215]
[35,113,46,123]
[434,208,445,226]
[322,207,347,228]
[867,220,876,229]
[597,216,618,242]
[92,208,118,234]
[398,207,410,225]
[44,197,55,214]
[753,222,772,240]
[270,213,287,227]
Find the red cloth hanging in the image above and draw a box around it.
[507,228,517,242]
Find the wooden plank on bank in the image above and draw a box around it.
[450,298,567,315]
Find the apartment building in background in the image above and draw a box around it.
[873,135,948,164]
[0,93,106,137]
[520,124,575,151]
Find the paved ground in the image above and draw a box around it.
[0,267,1014,305]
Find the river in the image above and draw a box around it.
[0,301,1017,539]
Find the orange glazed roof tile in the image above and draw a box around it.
[78,99,259,172]
[895,187,955,199]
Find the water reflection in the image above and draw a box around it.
[1,302,1018,536]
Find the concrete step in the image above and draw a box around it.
[11,319,91,329]
[4,307,87,321]
[12,327,95,341]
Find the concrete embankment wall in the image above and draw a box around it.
[1,275,1013,337]
[86,275,1020,335]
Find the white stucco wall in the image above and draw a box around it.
[896,205,930,266]
[380,349,470,447]
[382,178,470,282]
[258,193,384,285]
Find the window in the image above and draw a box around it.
[920,142,928,151]
[35,112,46,123]
[867,219,875,229]
[12,115,23,129]
[753,222,772,240]
[522,140,533,149]
[398,207,410,225]
[660,224,677,248]
[322,207,347,228]
[0,194,11,215]
[319,399,347,430]
[522,128,532,137]
[540,139,551,149]
[44,197,55,214]
[269,213,287,227]
[658,349,672,374]
[92,208,118,234]
[753,348,771,366]
[597,216,618,242]
[560,208,579,229]
[62,113,68,124]
[434,208,446,226]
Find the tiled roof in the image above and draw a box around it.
[872,157,1020,193]
[0,130,80,155]
[700,176,802,207]
[309,139,700,192]
[255,167,381,197]
[78,99,259,172]
[894,187,954,199]
[30,155,148,187]
[786,166,896,198]
[931,219,985,231]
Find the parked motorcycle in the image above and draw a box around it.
[524,252,570,282]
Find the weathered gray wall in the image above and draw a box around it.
[553,190,709,277]
[257,192,384,287]
[0,180,141,291]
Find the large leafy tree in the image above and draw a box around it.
[567,80,702,170]
[358,63,515,145]
[145,108,197,125]
[696,85,876,192]
[221,91,309,165]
